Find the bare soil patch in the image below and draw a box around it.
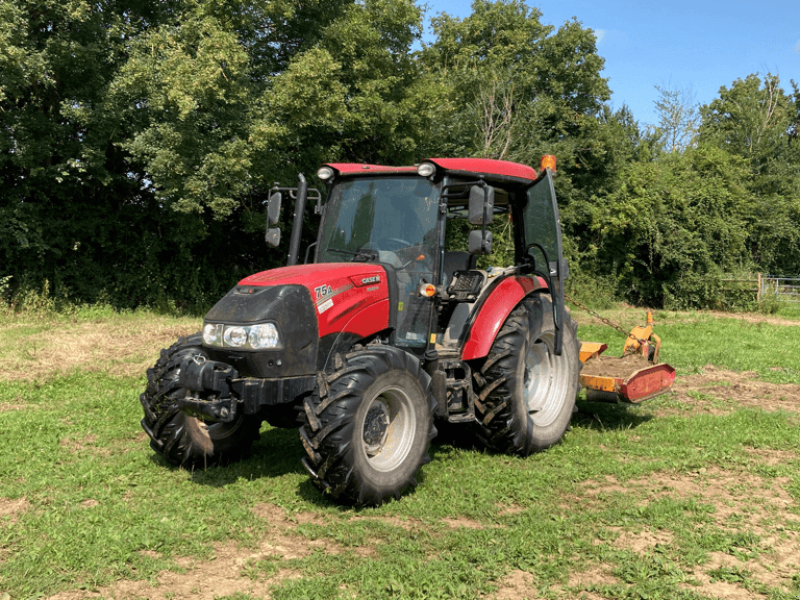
[497,503,526,517]
[567,564,619,588]
[0,321,198,381]
[252,502,329,527]
[0,497,30,523]
[47,540,302,600]
[47,503,378,600]
[703,310,800,328]
[581,352,652,378]
[669,365,800,414]
[582,468,799,593]
[441,516,485,530]
[491,569,541,600]
[0,400,29,412]
[610,527,673,552]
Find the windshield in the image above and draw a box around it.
[317,176,440,349]
[317,177,439,263]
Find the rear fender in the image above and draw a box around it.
[461,276,546,361]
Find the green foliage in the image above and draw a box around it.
[3,0,800,311]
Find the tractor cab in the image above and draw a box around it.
[297,158,570,362]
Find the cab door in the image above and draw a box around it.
[522,169,569,354]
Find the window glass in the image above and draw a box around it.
[523,174,559,273]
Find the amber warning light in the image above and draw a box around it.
[540,154,557,173]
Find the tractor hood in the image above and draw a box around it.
[216,262,392,340]
[203,263,392,377]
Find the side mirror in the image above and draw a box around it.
[266,228,281,247]
[468,230,493,255]
[468,185,494,225]
[267,191,282,225]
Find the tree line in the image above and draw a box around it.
[2,0,799,311]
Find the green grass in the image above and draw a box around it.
[1,306,799,600]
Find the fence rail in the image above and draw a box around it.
[719,274,800,303]
[761,275,800,303]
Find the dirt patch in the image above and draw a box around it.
[0,322,198,381]
[704,310,800,328]
[611,528,673,552]
[0,400,29,412]
[47,540,302,600]
[582,468,800,593]
[567,564,619,587]
[441,516,485,530]
[252,502,329,527]
[743,447,799,466]
[581,352,652,378]
[252,502,375,558]
[681,540,800,598]
[491,569,541,600]
[668,365,800,415]
[583,469,794,523]
[497,503,526,517]
[348,514,422,531]
[0,497,30,523]
[46,504,379,600]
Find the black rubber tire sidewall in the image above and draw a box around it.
[516,294,581,451]
[140,333,261,468]
[299,346,437,507]
[350,369,431,494]
[473,293,581,455]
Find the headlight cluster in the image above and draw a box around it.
[203,323,282,350]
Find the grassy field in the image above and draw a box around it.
[0,305,799,600]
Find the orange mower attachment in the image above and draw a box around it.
[578,311,675,403]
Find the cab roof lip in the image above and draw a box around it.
[323,158,538,183]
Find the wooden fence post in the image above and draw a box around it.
[757,273,762,302]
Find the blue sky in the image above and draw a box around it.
[420,0,800,127]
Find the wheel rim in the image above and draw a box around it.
[361,386,417,472]
[523,332,571,427]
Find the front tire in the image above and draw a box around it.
[299,346,437,507]
[140,333,262,468]
[473,293,581,455]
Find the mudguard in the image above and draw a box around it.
[461,276,547,361]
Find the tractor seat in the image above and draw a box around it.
[442,251,476,288]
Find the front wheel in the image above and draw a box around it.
[473,294,581,455]
[299,346,437,507]
[140,333,262,468]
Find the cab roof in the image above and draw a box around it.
[325,158,538,184]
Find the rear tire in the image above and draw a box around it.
[473,294,581,455]
[140,333,262,468]
[299,346,437,507]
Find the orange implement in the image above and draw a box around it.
[578,311,675,403]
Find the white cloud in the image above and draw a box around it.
[595,29,607,44]
[795,39,800,53]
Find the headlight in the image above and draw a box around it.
[203,323,223,346]
[223,326,248,347]
[203,322,282,350]
[248,323,280,349]
[317,166,335,181]
[417,161,436,177]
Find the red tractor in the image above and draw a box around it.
[140,157,582,506]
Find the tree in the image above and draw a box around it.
[653,84,700,153]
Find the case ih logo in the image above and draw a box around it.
[314,284,333,301]
[361,275,381,285]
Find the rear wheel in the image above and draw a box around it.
[140,333,262,468]
[299,346,437,506]
[473,294,581,455]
